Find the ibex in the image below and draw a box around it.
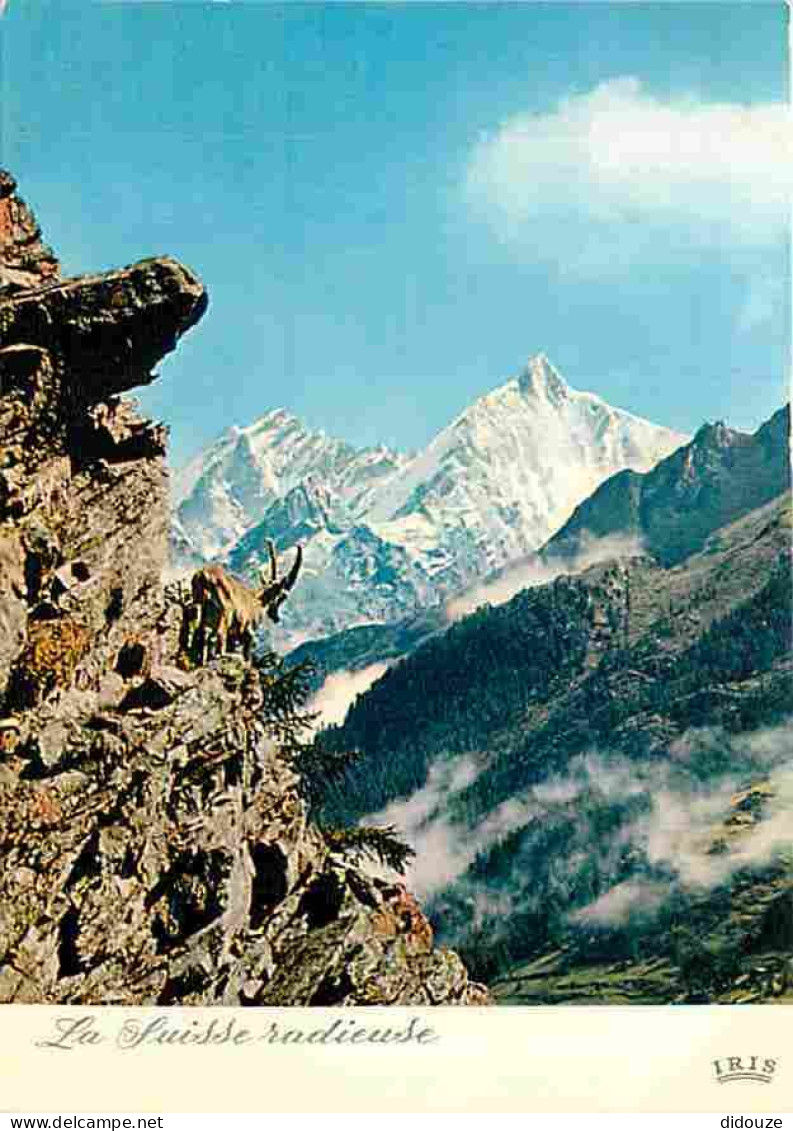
[187,540,302,665]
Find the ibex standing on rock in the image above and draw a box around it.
[187,540,302,665]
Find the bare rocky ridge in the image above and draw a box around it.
[0,172,487,1006]
[540,406,791,567]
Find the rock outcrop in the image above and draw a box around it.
[0,171,60,292]
[0,172,488,1007]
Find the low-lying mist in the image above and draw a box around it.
[445,532,646,621]
[306,662,390,728]
[363,721,793,935]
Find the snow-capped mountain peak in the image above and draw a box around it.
[171,356,688,644]
[172,408,406,560]
[516,352,570,404]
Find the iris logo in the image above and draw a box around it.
[713,1056,778,1085]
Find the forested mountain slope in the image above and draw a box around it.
[314,489,792,1001]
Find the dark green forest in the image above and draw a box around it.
[308,525,792,990]
[317,574,593,821]
[317,549,791,829]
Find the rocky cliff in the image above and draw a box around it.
[0,172,487,1007]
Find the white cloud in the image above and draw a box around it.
[465,78,791,271]
[737,273,787,334]
[375,722,793,922]
[306,662,389,729]
[571,725,793,926]
[574,879,668,927]
[367,755,485,897]
[445,531,646,621]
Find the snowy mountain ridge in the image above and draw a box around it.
[171,355,688,645]
[172,408,406,559]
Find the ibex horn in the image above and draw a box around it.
[284,544,303,591]
[266,539,278,583]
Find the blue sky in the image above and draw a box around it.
[0,1,789,465]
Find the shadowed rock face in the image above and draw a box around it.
[1,257,208,402]
[0,170,488,1007]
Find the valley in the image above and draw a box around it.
[304,415,792,1004]
[171,328,792,1009]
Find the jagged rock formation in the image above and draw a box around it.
[0,171,60,292]
[0,173,487,1007]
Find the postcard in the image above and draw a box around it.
[0,0,790,1114]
